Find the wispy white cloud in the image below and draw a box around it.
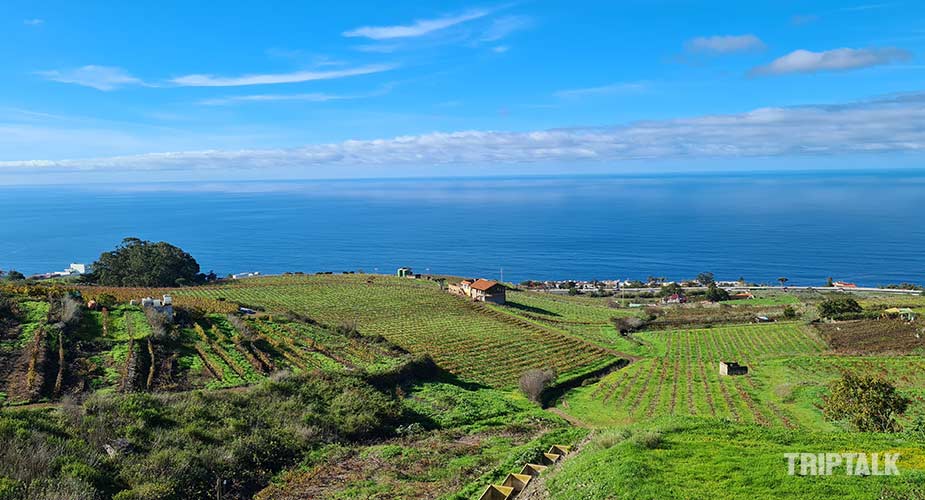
[750,47,911,76]
[793,3,894,27]
[492,45,510,53]
[479,15,532,42]
[24,18,44,26]
[343,9,490,40]
[353,44,401,54]
[685,34,765,54]
[36,65,145,91]
[554,82,648,99]
[171,64,395,87]
[837,2,894,12]
[5,92,924,173]
[199,85,393,106]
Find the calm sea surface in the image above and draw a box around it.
[1,171,923,285]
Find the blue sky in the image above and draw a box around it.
[1,0,924,183]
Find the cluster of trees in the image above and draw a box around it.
[817,295,863,320]
[0,270,26,281]
[87,238,215,287]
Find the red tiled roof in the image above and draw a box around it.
[470,279,501,291]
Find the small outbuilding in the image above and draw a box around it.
[882,307,916,322]
[397,267,414,278]
[719,361,748,376]
[663,293,687,305]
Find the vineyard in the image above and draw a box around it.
[569,323,828,427]
[0,290,414,402]
[176,275,620,387]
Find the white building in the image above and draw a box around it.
[232,271,261,279]
[140,294,174,321]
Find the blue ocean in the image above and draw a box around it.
[1,171,923,286]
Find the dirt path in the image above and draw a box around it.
[547,407,591,429]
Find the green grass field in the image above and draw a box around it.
[177,275,618,387]
[546,418,925,500]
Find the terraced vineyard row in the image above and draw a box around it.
[587,324,824,427]
[177,275,618,387]
[504,290,635,323]
[646,323,826,362]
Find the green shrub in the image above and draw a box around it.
[0,477,19,500]
[817,295,862,319]
[629,430,662,449]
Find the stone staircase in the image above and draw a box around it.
[477,445,571,500]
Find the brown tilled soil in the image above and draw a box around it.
[647,304,789,329]
[1,322,40,403]
[814,319,925,355]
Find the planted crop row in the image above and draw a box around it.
[592,323,814,426]
[177,275,614,387]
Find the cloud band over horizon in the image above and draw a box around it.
[2,92,924,174]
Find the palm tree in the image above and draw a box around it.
[778,277,789,287]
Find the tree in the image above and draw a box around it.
[704,283,729,302]
[823,373,911,432]
[96,294,118,309]
[519,367,557,403]
[783,305,798,319]
[817,295,862,319]
[826,277,834,287]
[5,270,25,281]
[89,238,205,287]
[659,282,683,298]
[696,272,715,286]
[612,316,646,335]
[777,277,788,287]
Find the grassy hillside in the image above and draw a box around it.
[4,279,925,499]
[546,418,925,500]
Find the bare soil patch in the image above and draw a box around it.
[815,319,925,355]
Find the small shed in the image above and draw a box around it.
[882,307,916,321]
[397,267,414,278]
[719,361,748,376]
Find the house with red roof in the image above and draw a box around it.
[449,278,507,304]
